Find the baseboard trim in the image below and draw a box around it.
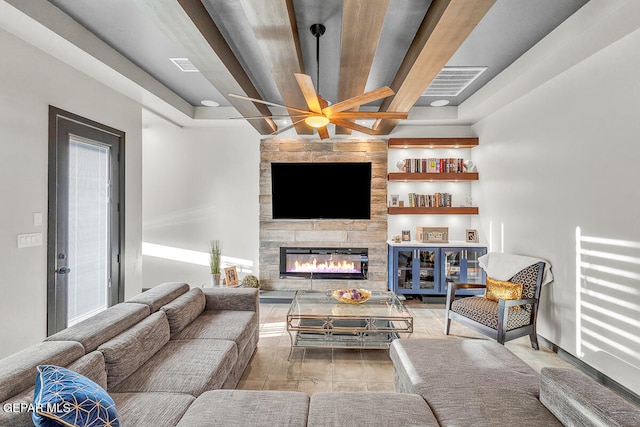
[539,335,640,406]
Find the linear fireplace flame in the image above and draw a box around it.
[280,247,368,280]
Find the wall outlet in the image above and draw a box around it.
[17,233,42,248]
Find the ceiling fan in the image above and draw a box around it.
[229,24,408,140]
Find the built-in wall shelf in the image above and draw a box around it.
[388,207,479,215]
[388,138,478,149]
[388,172,478,181]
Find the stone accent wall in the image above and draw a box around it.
[259,138,388,291]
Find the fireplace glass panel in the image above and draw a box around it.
[285,254,363,274]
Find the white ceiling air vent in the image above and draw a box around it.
[422,67,487,97]
[169,57,199,72]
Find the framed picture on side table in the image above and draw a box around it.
[224,266,239,287]
[466,229,479,243]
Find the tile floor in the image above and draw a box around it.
[237,300,575,394]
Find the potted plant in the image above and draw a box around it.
[209,240,221,287]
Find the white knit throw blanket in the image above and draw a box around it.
[478,252,554,286]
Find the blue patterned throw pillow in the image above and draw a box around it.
[33,365,119,427]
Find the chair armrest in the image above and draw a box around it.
[499,298,536,308]
[202,287,259,312]
[450,283,487,290]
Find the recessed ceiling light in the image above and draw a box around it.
[201,100,219,107]
[430,99,450,107]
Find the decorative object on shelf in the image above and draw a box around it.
[224,265,239,287]
[466,229,479,243]
[396,160,406,171]
[241,274,260,289]
[402,230,411,241]
[389,194,399,207]
[463,159,478,172]
[332,288,372,304]
[209,240,221,287]
[416,226,449,243]
[392,235,402,243]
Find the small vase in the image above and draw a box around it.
[210,273,221,287]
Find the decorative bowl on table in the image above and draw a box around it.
[332,289,372,304]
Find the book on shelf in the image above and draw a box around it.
[407,192,452,208]
[403,158,465,173]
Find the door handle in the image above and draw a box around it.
[56,267,71,274]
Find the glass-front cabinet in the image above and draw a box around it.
[394,248,440,294]
[389,244,486,295]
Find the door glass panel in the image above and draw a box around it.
[396,250,413,290]
[418,250,435,290]
[67,137,110,325]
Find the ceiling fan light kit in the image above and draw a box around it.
[230,23,409,140]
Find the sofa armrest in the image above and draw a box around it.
[540,367,640,426]
[202,288,259,312]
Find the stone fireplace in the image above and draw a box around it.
[259,138,387,291]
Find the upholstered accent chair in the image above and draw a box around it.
[444,260,546,349]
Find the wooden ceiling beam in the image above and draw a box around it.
[335,0,390,135]
[240,0,313,134]
[137,0,276,134]
[375,0,496,135]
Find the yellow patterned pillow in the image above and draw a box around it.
[485,276,523,308]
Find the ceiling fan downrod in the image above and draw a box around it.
[310,23,325,93]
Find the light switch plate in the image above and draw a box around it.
[17,233,42,248]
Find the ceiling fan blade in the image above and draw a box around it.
[330,111,408,120]
[270,118,308,135]
[317,126,330,140]
[330,118,380,136]
[228,93,312,115]
[294,73,322,114]
[322,86,395,116]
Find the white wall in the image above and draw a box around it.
[0,29,143,358]
[472,27,640,394]
[141,115,261,288]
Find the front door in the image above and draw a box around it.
[47,107,124,334]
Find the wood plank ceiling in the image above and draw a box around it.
[144,0,496,137]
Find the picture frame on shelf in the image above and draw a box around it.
[401,230,411,241]
[466,229,479,243]
[224,266,239,287]
[417,226,448,243]
[389,194,399,207]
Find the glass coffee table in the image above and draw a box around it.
[286,290,413,359]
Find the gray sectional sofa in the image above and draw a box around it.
[0,282,436,427]
[3,281,639,426]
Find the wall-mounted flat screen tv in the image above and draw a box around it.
[271,162,372,220]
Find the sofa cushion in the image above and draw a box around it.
[172,310,257,355]
[308,392,439,427]
[33,365,119,427]
[161,287,206,337]
[126,282,190,313]
[421,386,562,427]
[540,367,640,426]
[67,351,108,390]
[111,392,194,427]
[390,339,540,397]
[203,287,259,312]
[451,296,532,330]
[111,339,237,396]
[176,390,309,427]
[45,303,150,352]
[98,311,170,389]
[0,341,84,403]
